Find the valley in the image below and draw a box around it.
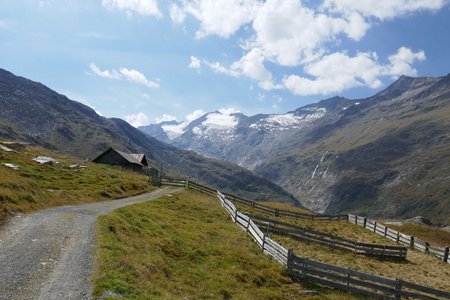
[141,75,450,224]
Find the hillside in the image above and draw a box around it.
[0,145,152,225]
[94,189,356,299]
[142,75,450,224]
[0,68,298,205]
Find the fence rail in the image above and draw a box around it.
[216,191,450,299]
[250,214,407,259]
[161,177,347,220]
[348,215,450,264]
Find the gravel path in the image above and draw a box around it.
[0,187,181,300]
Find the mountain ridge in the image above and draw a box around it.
[141,74,450,224]
[0,68,299,205]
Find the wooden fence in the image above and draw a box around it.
[348,215,450,264]
[250,214,407,259]
[287,254,450,300]
[216,192,450,300]
[161,177,347,220]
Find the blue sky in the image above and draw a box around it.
[1,0,449,127]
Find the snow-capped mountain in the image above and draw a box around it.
[140,97,353,169]
[140,75,450,225]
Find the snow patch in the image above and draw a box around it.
[202,109,239,130]
[250,108,326,132]
[161,123,187,139]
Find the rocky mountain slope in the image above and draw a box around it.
[0,68,298,204]
[141,75,450,224]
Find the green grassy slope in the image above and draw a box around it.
[94,190,359,299]
[0,145,152,225]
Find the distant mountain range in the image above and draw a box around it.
[141,74,450,224]
[0,68,298,204]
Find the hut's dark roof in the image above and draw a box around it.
[114,149,143,166]
[93,148,143,166]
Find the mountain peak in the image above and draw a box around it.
[375,75,439,99]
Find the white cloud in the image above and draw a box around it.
[89,63,159,89]
[89,63,120,79]
[386,47,426,77]
[186,109,206,122]
[231,48,272,82]
[175,0,443,96]
[323,0,446,20]
[171,0,259,38]
[283,47,426,96]
[169,3,186,23]
[201,48,274,86]
[188,56,201,69]
[204,61,240,77]
[124,112,150,127]
[119,67,160,88]
[251,0,369,66]
[155,114,178,123]
[101,0,162,17]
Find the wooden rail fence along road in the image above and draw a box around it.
[161,177,347,220]
[161,178,449,264]
[250,214,407,259]
[216,191,450,300]
[349,215,450,264]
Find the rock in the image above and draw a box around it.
[0,144,17,153]
[0,141,28,151]
[69,164,80,170]
[441,226,450,233]
[2,163,20,170]
[33,156,59,164]
[99,291,122,299]
[405,216,433,226]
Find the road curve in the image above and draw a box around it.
[0,187,182,300]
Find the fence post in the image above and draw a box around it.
[373,221,377,233]
[346,268,351,289]
[275,208,279,217]
[287,248,294,270]
[261,234,266,252]
[234,209,238,223]
[425,242,430,254]
[185,178,189,189]
[252,201,255,208]
[410,236,415,249]
[396,232,400,243]
[363,217,367,228]
[394,279,402,299]
[354,215,358,225]
[443,247,449,263]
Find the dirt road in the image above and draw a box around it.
[0,187,181,300]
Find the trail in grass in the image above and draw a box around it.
[0,187,181,300]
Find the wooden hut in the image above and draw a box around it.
[92,147,143,172]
